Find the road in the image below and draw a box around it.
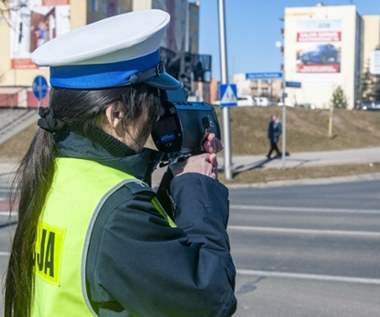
[0,177,379,316]
[229,179,380,317]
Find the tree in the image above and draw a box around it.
[360,67,373,100]
[359,62,380,102]
[373,75,380,101]
[0,1,28,29]
[330,86,348,109]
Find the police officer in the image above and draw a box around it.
[4,10,236,317]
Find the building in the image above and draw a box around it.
[361,15,380,70]
[233,73,283,103]
[231,4,380,109]
[0,0,207,107]
[283,3,380,109]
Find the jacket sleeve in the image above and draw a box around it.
[267,122,272,139]
[85,174,237,317]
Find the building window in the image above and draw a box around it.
[103,0,119,17]
[91,0,98,12]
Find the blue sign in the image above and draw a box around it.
[219,83,237,107]
[285,81,302,88]
[32,75,49,100]
[246,72,283,80]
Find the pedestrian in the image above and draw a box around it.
[266,114,282,159]
[4,10,237,317]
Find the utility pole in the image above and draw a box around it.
[217,0,233,180]
[328,103,334,138]
[281,82,287,169]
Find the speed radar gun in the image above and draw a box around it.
[152,88,221,161]
[151,87,221,215]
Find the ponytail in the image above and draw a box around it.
[5,128,56,317]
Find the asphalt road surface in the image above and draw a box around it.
[229,179,380,317]
[0,176,379,316]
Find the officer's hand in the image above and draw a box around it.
[203,133,224,154]
[169,133,222,179]
[170,153,217,179]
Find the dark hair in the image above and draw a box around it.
[4,84,161,317]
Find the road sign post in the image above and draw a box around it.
[282,97,287,169]
[281,81,301,168]
[218,0,233,180]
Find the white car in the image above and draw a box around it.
[212,95,269,107]
[237,95,271,107]
[212,95,255,106]
[252,97,270,106]
[237,95,255,106]
[295,102,316,110]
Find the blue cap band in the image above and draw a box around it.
[50,50,160,89]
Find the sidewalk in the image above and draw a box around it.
[225,146,380,173]
[1,146,380,187]
[152,146,380,187]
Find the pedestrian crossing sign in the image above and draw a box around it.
[219,83,237,107]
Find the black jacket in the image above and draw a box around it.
[57,129,237,317]
[268,119,282,143]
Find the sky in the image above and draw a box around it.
[198,0,380,81]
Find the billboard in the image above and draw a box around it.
[10,0,71,69]
[295,19,342,74]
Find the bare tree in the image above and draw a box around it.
[0,0,28,28]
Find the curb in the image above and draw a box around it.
[223,172,380,189]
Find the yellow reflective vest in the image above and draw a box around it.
[32,157,173,316]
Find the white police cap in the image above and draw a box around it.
[32,9,182,90]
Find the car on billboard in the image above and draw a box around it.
[299,44,339,65]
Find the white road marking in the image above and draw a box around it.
[228,225,380,237]
[237,269,380,285]
[231,204,380,215]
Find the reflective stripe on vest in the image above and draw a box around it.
[32,158,175,317]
